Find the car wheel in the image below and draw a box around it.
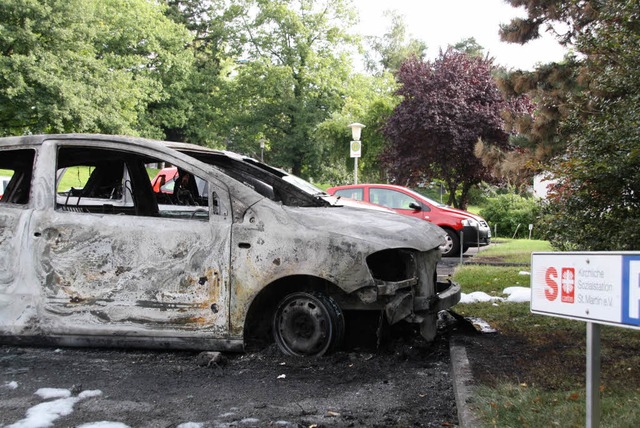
[440,228,461,257]
[272,292,344,357]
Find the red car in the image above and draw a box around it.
[327,184,491,257]
[151,166,178,193]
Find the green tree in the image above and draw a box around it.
[315,72,399,184]
[451,37,484,58]
[218,0,358,178]
[496,1,587,188]
[474,90,537,194]
[494,57,583,166]
[161,0,244,144]
[503,0,640,250]
[0,0,193,137]
[97,0,195,139]
[363,10,427,75]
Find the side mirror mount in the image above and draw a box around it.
[409,202,422,211]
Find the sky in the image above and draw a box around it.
[352,0,568,71]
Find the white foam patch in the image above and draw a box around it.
[77,423,130,428]
[35,388,71,399]
[503,286,531,303]
[460,287,532,304]
[79,390,103,399]
[459,291,504,304]
[7,389,103,428]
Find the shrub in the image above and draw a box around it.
[480,194,541,238]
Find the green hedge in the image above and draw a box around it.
[480,194,541,238]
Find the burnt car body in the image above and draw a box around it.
[0,134,460,356]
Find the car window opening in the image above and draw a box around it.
[0,149,35,205]
[55,147,212,221]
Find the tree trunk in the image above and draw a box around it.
[458,182,472,210]
[446,181,458,207]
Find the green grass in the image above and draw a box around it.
[1,167,91,192]
[474,384,640,428]
[473,239,552,264]
[466,205,482,215]
[56,166,160,192]
[146,167,161,181]
[57,166,93,191]
[454,239,640,427]
[454,265,529,295]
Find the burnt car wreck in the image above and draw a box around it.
[0,134,460,357]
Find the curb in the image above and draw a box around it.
[463,261,529,267]
[449,336,480,428]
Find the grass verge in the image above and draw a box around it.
[453,239,640,427]
[470,238,552,264]
[474,383,640,428]
[36,166,161,193]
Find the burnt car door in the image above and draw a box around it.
[29,139,233,348]
[0,148,37,327]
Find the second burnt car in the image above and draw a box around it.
[0,134,460,357]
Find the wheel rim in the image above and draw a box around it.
[273,292,341,357]
[440,233,454,255]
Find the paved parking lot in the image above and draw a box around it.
[1,334,458,428]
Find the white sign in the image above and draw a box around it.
[350,140,361,158]
[531,252,640,330]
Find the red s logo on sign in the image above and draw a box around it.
[544,267,559,301]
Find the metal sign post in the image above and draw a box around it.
[347,123,365,185]
[350,140,361,184]
[354,157,358,184]
[586,322,601,428]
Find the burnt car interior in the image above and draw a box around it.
[54,144,334,222]
[56,147,212,220]
[180,149,330,208]
[3,143,331,214]
[0,149,35,205]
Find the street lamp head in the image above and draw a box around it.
[347,123,366,141]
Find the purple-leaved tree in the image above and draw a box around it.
[382,50,510,209]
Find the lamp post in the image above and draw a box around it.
[347,123,365,184]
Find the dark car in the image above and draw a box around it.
[327,183,491,257]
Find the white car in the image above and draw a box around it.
[0,134,460,356]
[0,175,11,199]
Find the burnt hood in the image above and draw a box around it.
[283,204,446,252]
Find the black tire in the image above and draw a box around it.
[440,228,461,257]
[272,292,344,357]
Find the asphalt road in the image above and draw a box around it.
[437,246,481,278]
[1,335,458,428]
